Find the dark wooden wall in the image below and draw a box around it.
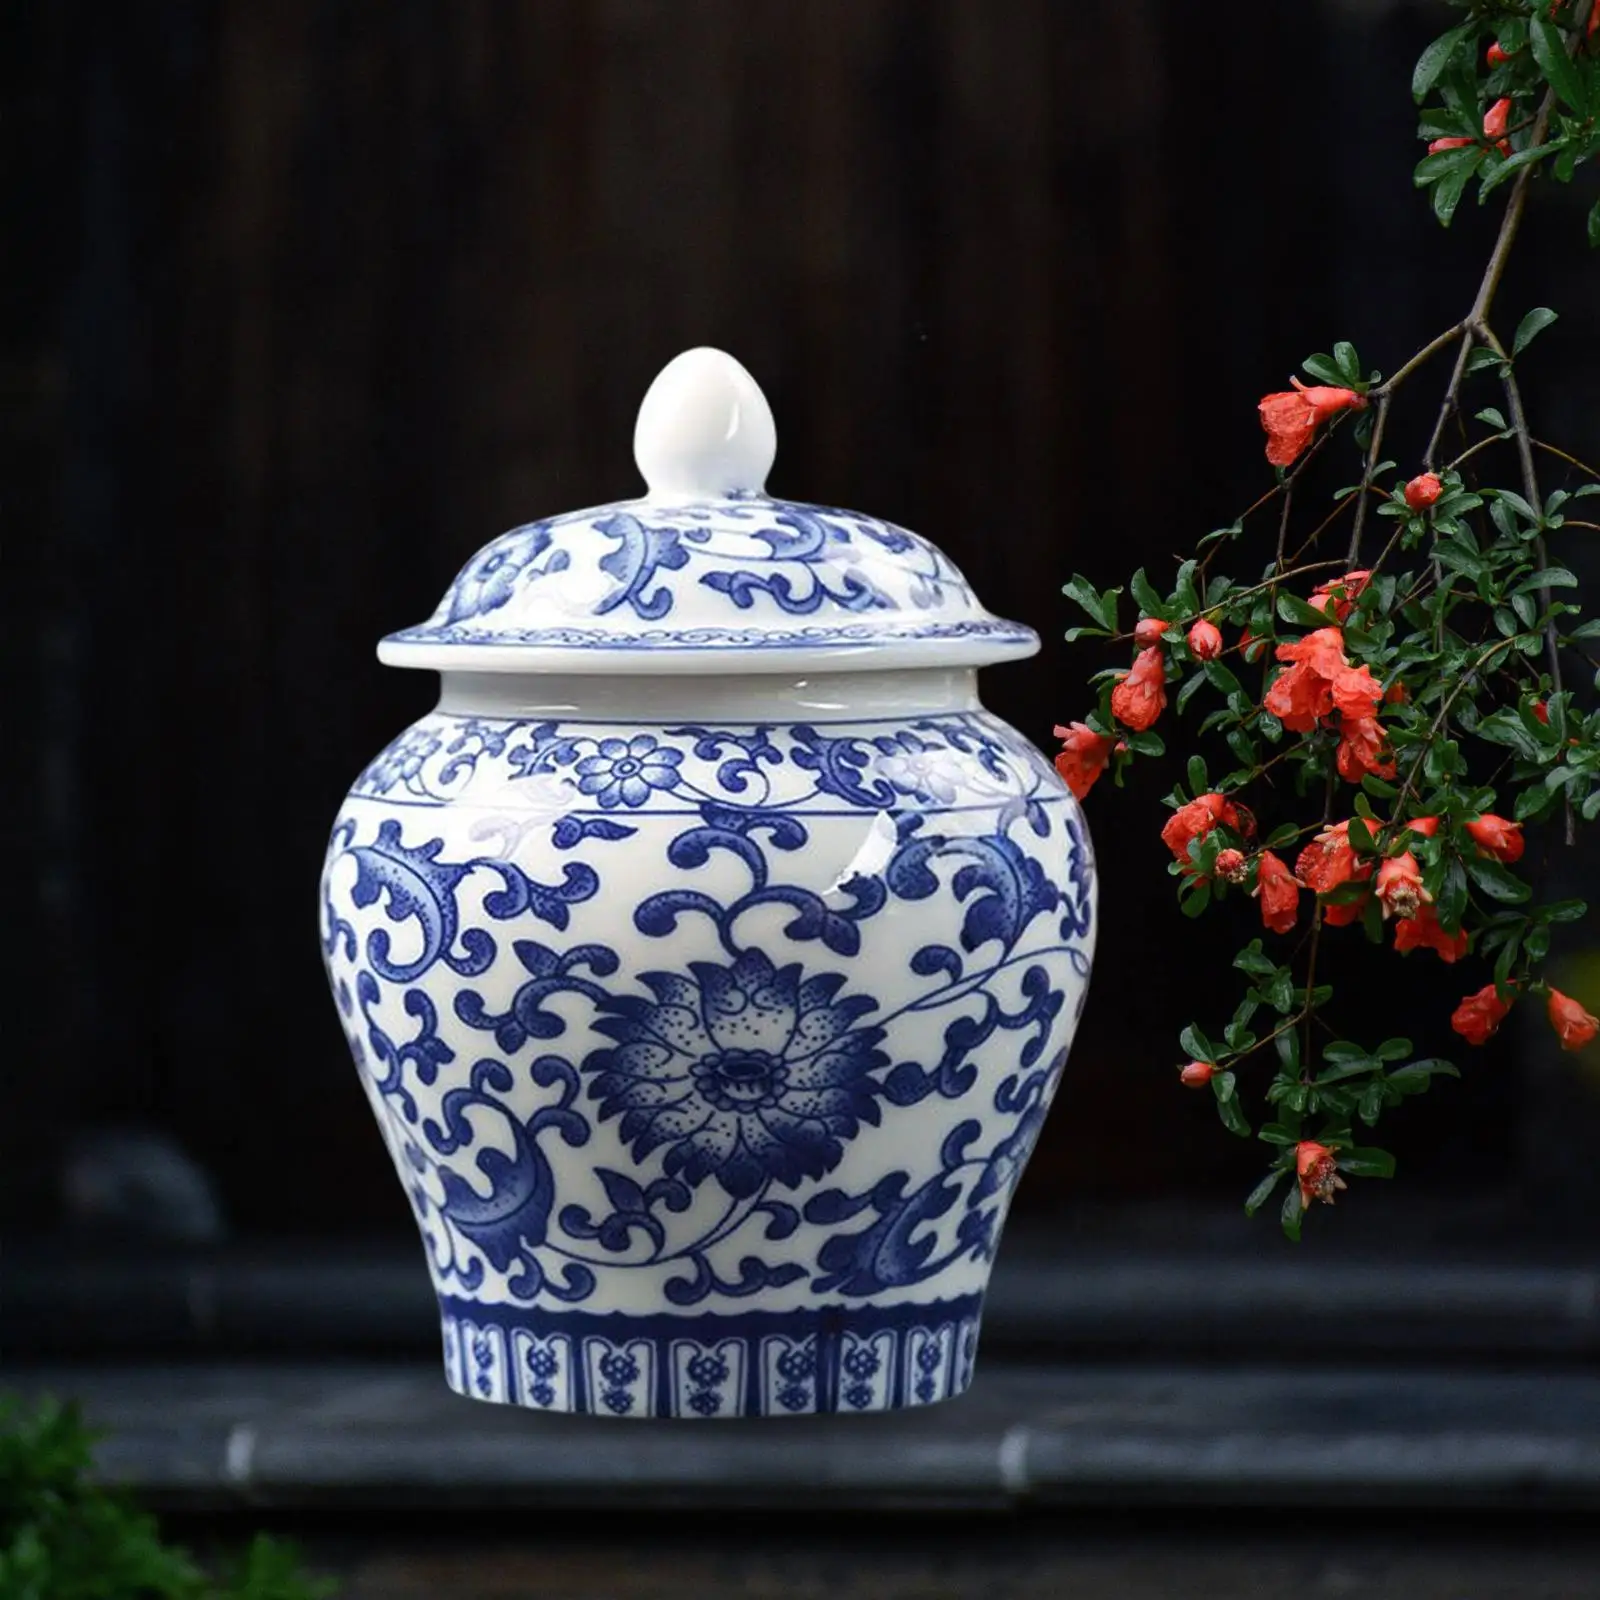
[9,0,1590,1239]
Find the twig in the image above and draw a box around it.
[1387,634,1526,825]
[1346,393,1392,565]
[1479,323,1576,844]
[1535,439,1600,479]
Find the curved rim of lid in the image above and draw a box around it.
[377,625,1039,676]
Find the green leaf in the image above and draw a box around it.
[1277,592,1331,629]
[1125,729,1165,756]
[1515,567,1579,593]
[1203,659,1245,700]
[1317,1057,1382,1085]
[1531,16,1587,115]
[1377,1037,1413,1061]
[1280,1181,1304,1242]
[1589,198,1600,249]
[1464,344,1506,375]
[1387,1059,1461,1094]
[1234,941,1277,977]
[1063,574,1119,631]
[1244,1167,1288,1217]
[1465,855,1532,903]
[1480,142,1563,200]
[1438,856,1470,931]
[1180,880,1212,918]
[1262,968,1295,1014]
[1130,567,1168,621]
[1476,406,1509,431]
[1539,899,1589,925]
[1179,1023,1216,1064]
[1339,1146,1397,1179]
[1358,1080,1386,1125]
[1413,21,1475,102]
[1257,1122,1298,1146]
[1301,353,1346,385]
[1215,1091,1252,1139]
[1431,150,1482,226]
[1187,754,1208,795]
[1333,341,1361,385]
[1513,306,1560,356]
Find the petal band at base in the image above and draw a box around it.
[439,1292,984,1417]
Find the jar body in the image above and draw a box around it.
[321,670,1095,1417]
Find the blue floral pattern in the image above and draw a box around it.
[573,734,685,809]
[587,951,888,1198]
[383,498,1034,659]
[323,704,1093,1416]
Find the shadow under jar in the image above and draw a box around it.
[320,349,1096,1418]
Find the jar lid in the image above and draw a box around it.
[378,348,1038,675]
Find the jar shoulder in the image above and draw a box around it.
[337,705,1078,824]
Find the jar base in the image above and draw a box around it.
[439,1293,984,1418]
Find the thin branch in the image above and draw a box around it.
[1535,439,1600,479]
[1346,393,1392,565]
[1479,322,1575,844]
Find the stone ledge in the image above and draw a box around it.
[9,1360,1600,1511]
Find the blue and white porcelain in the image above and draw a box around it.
[321,348,1095,1417]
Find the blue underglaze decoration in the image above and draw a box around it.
[323,708,1093,1415]
[383,497,1034,656]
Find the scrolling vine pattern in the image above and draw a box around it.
[387,498,1010,650]
[324,713,1092,1311]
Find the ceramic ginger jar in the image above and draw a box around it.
[320,349,1096,1418]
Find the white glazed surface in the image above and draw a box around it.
[322,350,1091,1417]
[322,672,1094,1415]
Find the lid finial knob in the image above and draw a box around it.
[633,347,776,500]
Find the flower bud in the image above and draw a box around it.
[1486,41,1511,66]
[1427,136,1474,154]
[1404,472,1442,511]
[1134,616,1170,649]
[1179,1061,1215,1088]
[1187,618,1223,661]
[1548,989,1599,1051]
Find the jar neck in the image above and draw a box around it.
[434,667,983,722]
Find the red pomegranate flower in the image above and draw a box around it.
[1296,820,1360,895]
[1161,792,1238,864]
[1393,906,1469,962]
[1309,570,1372,624]
[1255,851,1300,935]
[1548,989,1599,1051]
[1335,715,1396,783]
[1053,722,1115,800]
[1465,813,1524,864]
[1187,618,1223,661]
[1214,847,1247,883]
[1452,983,1513,1045]
[1258,379,1366,468]
[1111,646,1167,731]
[1376,851,1428,920]
[1296,1141,1347,1208]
